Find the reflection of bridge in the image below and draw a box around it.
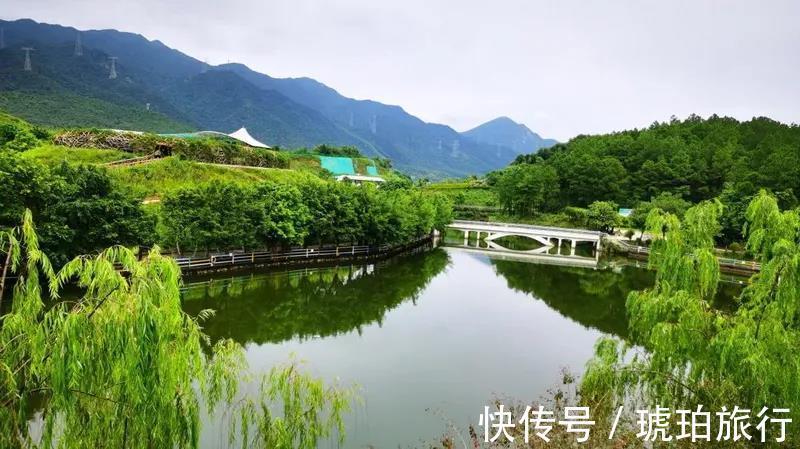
[444,244,600,269]
[446,220,605,255]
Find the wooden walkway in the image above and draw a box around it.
[165,236,433,273]
[621,241,761,273]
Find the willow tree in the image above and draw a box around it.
[582,192,800,444]
[0,210,353,448]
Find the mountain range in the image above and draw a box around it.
[0,18,557,177]
[462,116,558,156]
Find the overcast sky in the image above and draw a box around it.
[3,0,799,140]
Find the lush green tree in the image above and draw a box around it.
[3,128,39,152]
[311,144,363,158]
[0,153,153,266]
[0,212,354,448]
[582,193,800,446]
[551,153,628,206]
[586,201,621,233]
[160,179,452,251]
[253,183,311,247]
[160,181,260,253]
[494,164,560,215]
[628,192,691,234]
[509,115,800,218]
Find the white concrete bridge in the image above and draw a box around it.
[447,220,605,255]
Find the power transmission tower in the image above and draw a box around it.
[108,56,118,79]
[0,28,6,50]
[22,47,34,71]
[74,32,83,56]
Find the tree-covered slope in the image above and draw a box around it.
[164,71,363,149]
[219,62,521,177]
[494,115,800,242]
[0,43,192,132]
[0,18,525,177]
[509,115,800,206]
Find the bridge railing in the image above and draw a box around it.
[164,236,433,272]
[620,241,761,272]
[448,220,605,237]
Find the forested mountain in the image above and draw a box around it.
[497,115,800,242]
[0,18,527,177]
[216,63,525,176]
[462,116,557,154]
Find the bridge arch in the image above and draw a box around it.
[447,220,605,255]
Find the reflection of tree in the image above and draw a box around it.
[181,250,450,345]
[492,261,656,339]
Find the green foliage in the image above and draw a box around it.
[172,137,290,169]
[586,201,621,233]
[563,206,589,226]
[628,192,691,232]
[160,181,312,252]
[582,193,800,445]
[109,157,317,199]
[494,163,560,215]
[5,129,39,152]
[511,115,800,209]
[0,152,153,266]
[299,144,363,158]
[0,91,193,133]
[53,130,291,169]
[0,213,354,448]
[182,250,451,344]
[22,143,134,165]
[160,180,453,252]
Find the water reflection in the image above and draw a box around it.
[177,240,743,448]
[181,249,451,345]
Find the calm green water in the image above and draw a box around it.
[182,240,690,448]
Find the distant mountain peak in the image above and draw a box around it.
[462,117,557,155]
[0,17,526,178]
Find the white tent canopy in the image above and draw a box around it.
[227,127,271,149]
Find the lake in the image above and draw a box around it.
[181,240,740,448]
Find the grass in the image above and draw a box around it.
[108,157,322,199]
[22,144,133,165]
[0,109,33,129]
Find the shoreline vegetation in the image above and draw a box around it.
[4,107,800,447]
[1,112,452,269]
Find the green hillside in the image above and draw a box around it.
[0,18,532,178]
[3,111,398,202]
[21,143,134,164]
[110,157,322,199]
[0,90,191,132]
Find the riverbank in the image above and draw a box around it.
[609,237,761,275]
[164,235,435,275]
